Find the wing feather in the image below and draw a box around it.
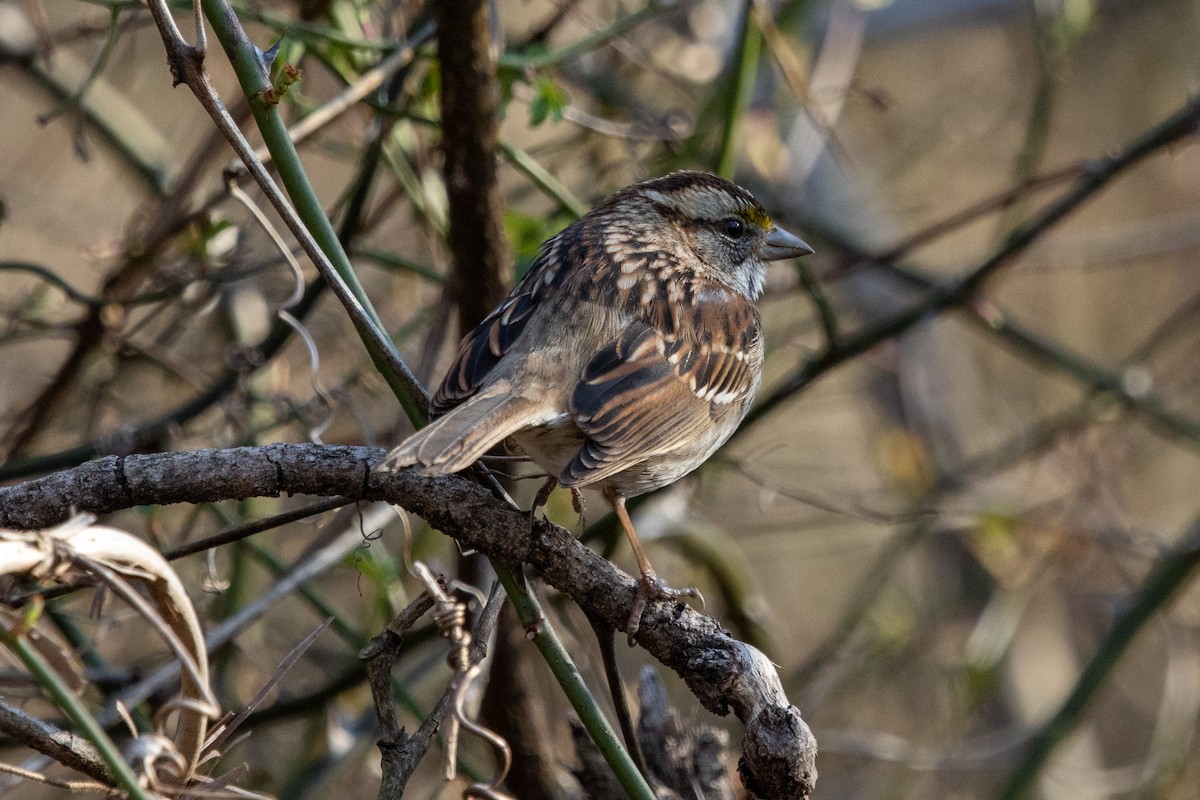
[562,294,760,487]
[430,233,573,416]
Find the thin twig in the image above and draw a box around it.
[237,24,434,176]
[144,0,429,424]
[996,520,1200,800]
[164,497,353,560]
[744,95,1200,432]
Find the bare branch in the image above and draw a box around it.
[0,702,112,786]
[0,445,817,798]
[745,94,1200,431]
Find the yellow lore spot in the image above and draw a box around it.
[743,205,772,229]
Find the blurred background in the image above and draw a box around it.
[1,0,1199,797]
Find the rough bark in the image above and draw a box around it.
[0,444,818,799]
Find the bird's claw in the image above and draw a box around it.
[625,571,704,643]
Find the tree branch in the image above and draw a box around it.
[0,702,112,786]
[0,444,817,799]
[434,0,513,335]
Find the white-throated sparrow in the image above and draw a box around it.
[381,170,813,636]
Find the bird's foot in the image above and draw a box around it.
[527,476,558,531]
[626,570,704,642]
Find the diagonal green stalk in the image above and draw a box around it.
[0,614,155,800]
[199,0,426,426]
[497,568,657,800]
[498,142,586,219]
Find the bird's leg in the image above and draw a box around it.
[570,488,586,529]
[605,488,703,640]
[528,476,558,529]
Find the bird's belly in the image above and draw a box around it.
[599,420,736,497]
[510,412,738,499]
[508,416,585,478]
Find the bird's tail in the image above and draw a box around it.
[378,383,547,475]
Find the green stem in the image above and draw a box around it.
[200,0,426,427]
[499,141,586,219]
[716,2,762,178]
[496,567,657,800]
[0,617,155,800]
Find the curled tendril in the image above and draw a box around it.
[409,562,514,798]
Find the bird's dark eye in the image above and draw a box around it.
[718,217,746,240]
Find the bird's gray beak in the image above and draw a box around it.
[761,225,814,261]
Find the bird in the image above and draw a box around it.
[380,170,813,636]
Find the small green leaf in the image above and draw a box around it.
[260,39,304,105]
[269,38,305,82]
[529,75,568,127]
[505,210,571,276]
[183,217,234,262]
[20,595,45,635]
